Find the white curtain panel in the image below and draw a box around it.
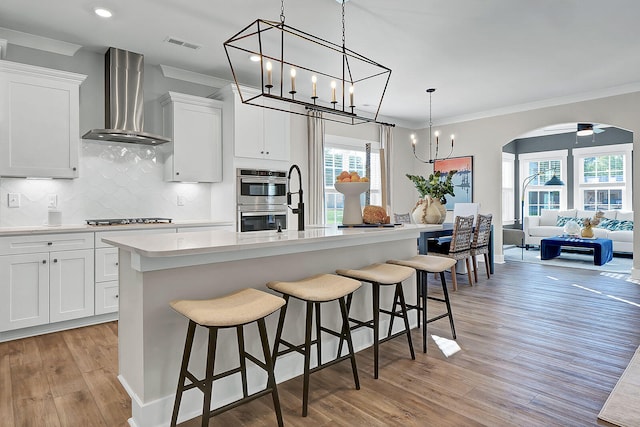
[307,110,325,225]
[379,124,394,211]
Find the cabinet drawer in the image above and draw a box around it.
[95,228,177,248]
[0,232,94,255]
[95,281,119,315]
[95,247,119,282]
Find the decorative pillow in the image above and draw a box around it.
[556,216,575,227]
[612,220,634,231]
[597,218,618,230]
[574,217,585,227]
[394,213,412,224]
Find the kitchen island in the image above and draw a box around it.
[104,224,434,427]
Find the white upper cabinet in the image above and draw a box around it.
[0,60,86,178]
[216,84,290,161]
[160,92,223,183]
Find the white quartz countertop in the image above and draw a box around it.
[0,220,233,237]
[103,224,440,260]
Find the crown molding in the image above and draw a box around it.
[0,27,81,56]
[159,64,231,88]
[434,81,640,127]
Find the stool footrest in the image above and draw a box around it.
[308,353,360,376]
[208,387,276,418]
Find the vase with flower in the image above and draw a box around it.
[406,170,457,224]
[581,211,604,238]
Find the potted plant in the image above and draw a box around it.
[406,170,457,224]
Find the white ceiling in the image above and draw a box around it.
[1,0,640,129]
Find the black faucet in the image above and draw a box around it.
[287,164,305,231]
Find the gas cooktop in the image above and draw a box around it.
[86,218,173,226]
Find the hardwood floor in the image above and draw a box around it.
[1,261,638,426]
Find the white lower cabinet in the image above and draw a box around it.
[95,280,119,315]
[0,253,49,331]
[0,233,94,332]
[0,248,94,331]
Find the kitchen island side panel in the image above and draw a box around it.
[119,235,418,427]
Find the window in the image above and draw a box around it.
[502,152,515,224]
[519,150,567,217]
[573,143,632,211]
[324,136,381,225]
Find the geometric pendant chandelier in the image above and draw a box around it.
[223,0,393,125]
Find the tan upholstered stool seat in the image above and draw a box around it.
[336,263,414,285]
[388,255,456,273]
[170,288,285,327]
[267,274,361,302]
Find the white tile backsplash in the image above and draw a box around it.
[0,141,213,226]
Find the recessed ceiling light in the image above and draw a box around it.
[94,7,113,18]
[249,55,261,62]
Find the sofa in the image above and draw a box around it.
[524,209,634,253]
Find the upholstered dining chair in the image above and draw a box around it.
[471,213,493,282]
[427,215,474,291]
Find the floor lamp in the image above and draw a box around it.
[520,171,565,230]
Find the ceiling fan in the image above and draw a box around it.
[576,123,605,136]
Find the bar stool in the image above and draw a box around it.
[169,288,286,427]
[336,263,415,379]
[267,273,362,417]
[387,255,457,353]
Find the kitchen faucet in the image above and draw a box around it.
[287,164,305,231]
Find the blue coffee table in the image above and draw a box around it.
[540,236,613,266]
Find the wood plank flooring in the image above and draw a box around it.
[1,261,638,426]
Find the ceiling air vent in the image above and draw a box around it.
[165,37,202,50]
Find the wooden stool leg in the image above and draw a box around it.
[201,327,218,427]
[339,296,360,390]
[236,326,248,398]
[472,255,479,283]
[396,283,415,360]
[171,320,197,427]
[451,265,458,291]
[484,253,491,278]
[373,283,380,379]
[440,271,456,339]
[302,301,314,417]
[419,271,428,353]
[315,302,322,366]
[257,318,284,427]
[465,258,474,287]
[271,295,290,364]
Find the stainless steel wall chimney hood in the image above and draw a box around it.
[82,47,171,145]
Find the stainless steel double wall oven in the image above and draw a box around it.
[236,168,287,232]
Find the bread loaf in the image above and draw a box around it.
[363,205,389,224]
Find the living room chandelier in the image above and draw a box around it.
[411,88,455,164]
[223,0,393,125]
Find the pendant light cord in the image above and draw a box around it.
[342,0,346,48]
[280,0,285,23]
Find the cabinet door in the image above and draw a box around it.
[263,106,290,161]
[0,253,49,332]
[0,62,85,178]
[95,280,119,315]
[95,247,119,282]
[172,101,222,182]
[49,249,94,323]
[233,99,265,159]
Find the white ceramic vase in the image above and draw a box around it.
[411,196,446,224]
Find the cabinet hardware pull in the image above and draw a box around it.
[266,151,270,155]
[53,259,58,263]
[115,295,119,299]
[42,260,47,264]
[73,167,77,171]
[115,262,119,266]
[47,242,53,246]
[176,172,180,175]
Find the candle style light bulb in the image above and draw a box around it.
[311,75,317,98]
[265,61,273,86]
[451,134,455,146]
[434,130,440,145]
[349,84,354,106]
[331,80,337,102]
[290,68,296,92]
